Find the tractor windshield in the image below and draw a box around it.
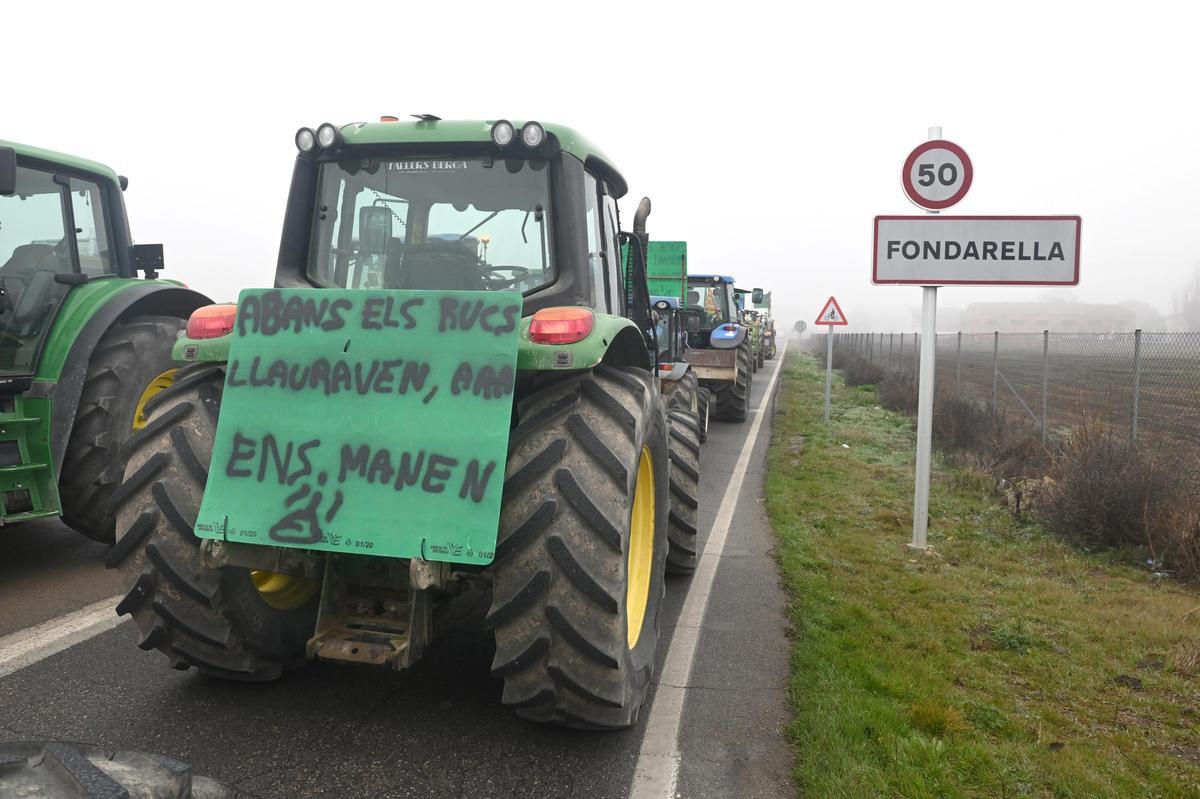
[685,280,731,330]
[308,156,553,293]
[0,165,114,373]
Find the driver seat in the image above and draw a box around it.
[396,240,483,291]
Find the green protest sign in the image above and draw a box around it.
[194,288,521,565]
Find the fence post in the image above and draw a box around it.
[899,333,905,374]
[868,332,874,362]
[991,331,999,428]
[1041,329,1049,445]
[1131,328,1143,444]
[956,331,962,397]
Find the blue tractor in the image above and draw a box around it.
[683,274,752,422]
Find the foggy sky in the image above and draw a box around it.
[6,1,1197,333]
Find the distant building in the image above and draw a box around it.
[961,302,1137,333]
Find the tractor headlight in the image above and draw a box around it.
[491,120,515,147]
[520,121,546,148]
[316,123,341,149]
[295,127,316,153]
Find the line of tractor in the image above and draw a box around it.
[0,120,777,735]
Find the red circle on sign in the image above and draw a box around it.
[902,139,973,210]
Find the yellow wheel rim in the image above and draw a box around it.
[132,368,178,431]
[250,570,321,610]
[626,446,655,649]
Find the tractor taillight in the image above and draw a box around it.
[529,307,594,345]
[186,304,237,339]
[721,324,738,332]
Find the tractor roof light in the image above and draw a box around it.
[520,121,546,148]
[529,306,594,345]
[295,127,316,153]
[186,303,238,339]
[316,123,341,149]
[491,120,515,147]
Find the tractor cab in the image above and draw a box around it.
[261,119,657,365]
[0,144,165,375]
[685,274,741,348]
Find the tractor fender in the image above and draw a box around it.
[42,284,211,473]
[516,312,651,372]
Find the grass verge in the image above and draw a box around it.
[766,351,1200,798]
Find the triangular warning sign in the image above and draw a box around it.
[815,296,848,326]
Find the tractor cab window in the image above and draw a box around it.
[309,157,553,294]
[583,171,607,310]
[69,178,114,276]
[685,281,731,329]
[0,165,95,372]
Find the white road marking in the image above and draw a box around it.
[0,596,126,679]
[630,349,787,799]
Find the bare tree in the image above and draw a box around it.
[1174,265,1200,331]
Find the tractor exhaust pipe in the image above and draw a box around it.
[632,196,651,247]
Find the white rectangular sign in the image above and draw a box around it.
[873,215,1080,286]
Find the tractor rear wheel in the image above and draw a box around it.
[713,340,753,422]
[696,388,711,443]
[488,364,669,729]
[669,369,700,417]
[59,316,185,543]
[665,408,700,575]
[107,363,320,680]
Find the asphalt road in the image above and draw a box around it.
[0,356,793,799]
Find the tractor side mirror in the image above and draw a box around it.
[752,287,764,305]
[359,206,392,254]
[0,148,16,196]
[132,243,165,279]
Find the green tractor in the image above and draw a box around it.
[108,118,681,729]
[735,289,765,372]
[0,141,209,540]
[751,287,778,360]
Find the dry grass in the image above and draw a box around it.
[768,353,1200,798]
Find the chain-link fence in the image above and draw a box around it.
[828,330,1200,457]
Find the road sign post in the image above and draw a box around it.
[814,296,848,423]
[877,128,1081,553]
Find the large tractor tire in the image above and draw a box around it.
[107,363,320,680]
[712,340,753,422]
[757,348,766,369]
[0,741,233,798]
[59,316,185,543]
[696,388,711,443]
[668,369,700,418]
[488,364,669,729]
[665,408,701,576]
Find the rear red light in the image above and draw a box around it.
[721,324,738,332]
[186,303,237,339]
[657,363,673,372]
[529,307,595,345]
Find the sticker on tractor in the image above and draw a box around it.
[193,288,522,565]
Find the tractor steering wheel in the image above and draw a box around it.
[481,264,531,289]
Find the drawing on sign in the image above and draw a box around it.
[902,140,973,210]
[194,288,522,565]
[815,296,848,326]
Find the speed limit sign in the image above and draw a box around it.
[902,140,972,210]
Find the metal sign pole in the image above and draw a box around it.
[824,325,833,423]
[910,126,941,552]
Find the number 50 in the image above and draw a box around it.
[917,162,958,187]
